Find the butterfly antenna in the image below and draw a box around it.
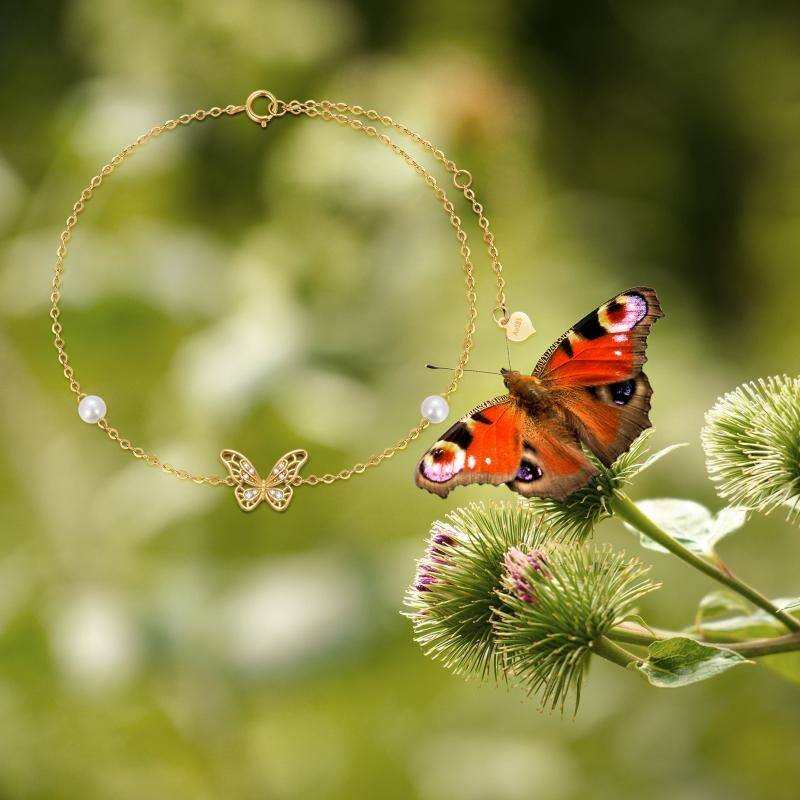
[426,364,500,376]
[505,335,512,371]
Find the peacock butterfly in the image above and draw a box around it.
[415,287,663,501]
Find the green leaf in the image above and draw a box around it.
[696,590,751,626]
[635,444,689,475]
[688,597,800,641]
[686,597,800,687]
[634,636,751,687]
[623,499,748,556]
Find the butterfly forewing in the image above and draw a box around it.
[220,449,262,487]
[534,287,663,385]
[415,396,521,498]
[265,450,307,489]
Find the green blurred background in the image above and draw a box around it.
[2,1,800,798]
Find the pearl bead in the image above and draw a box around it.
[78,394,107,424]
[421,394,449,424]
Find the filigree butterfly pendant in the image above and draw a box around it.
[219,449,308,512]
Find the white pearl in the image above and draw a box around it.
[421,394,449,424]
[78,394,107,424]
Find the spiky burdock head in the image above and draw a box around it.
[405,502,659,713]
[405,502,549,681]
[527,430,685,541]
[702,376,800,523]
[494,543,658,714]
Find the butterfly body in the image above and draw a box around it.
[501,370,551,411]
[416,287,663,502]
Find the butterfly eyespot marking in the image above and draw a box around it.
[610,378,636,405]
[420,442,466,482]
[601,293,648,333]
[516,461,544,483]
[573,291,650,341]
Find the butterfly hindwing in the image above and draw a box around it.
[263,483,294,512]
[506,413,600,501]
[559,373,653,467]
[235,483,264,511]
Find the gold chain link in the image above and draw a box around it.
[50,93,508,489]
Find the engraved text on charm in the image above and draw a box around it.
[219,449,308,512]
[505,310,536,342]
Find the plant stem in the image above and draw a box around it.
[610,622,673,647]
[592,636,640,668]
[611,493,800,633]
[610,622,800,658]
[608,622,800,658]
[730,634,800,657]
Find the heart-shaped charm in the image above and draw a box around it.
[505,310,536,342]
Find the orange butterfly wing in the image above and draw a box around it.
[415,398,523,497]
[505,414,600,501]
[537,287,663,466]
[415,397,599,502]
[535,287,662,387]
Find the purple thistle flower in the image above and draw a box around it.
[503,546,550,604]
[415,523,460,591]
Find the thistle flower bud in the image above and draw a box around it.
[702,376,800,523]
[503,547,550,603]
[405,502,548,680]
[494,543,658,714]
[413,524,459,592]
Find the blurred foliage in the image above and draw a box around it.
[2,0,800,798]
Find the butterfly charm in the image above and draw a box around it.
[416,287,664,502]
[219,449,308,512]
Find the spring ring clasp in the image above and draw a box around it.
[245,90,279,128]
